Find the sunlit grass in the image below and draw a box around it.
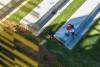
[15,58,29,67]
[0,52,14,64]
[0,20,39,52]
[14,50,38,67]
[0,25,39,66]
[13,33,39,52]
[0,57,13,67]
[0,43,38,67]
[0,36,14,46]
[9,0,42,22]
[0,30,14,42]
[81,19,100,50]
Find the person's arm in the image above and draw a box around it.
[70,29,74,33]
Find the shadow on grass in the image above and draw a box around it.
[39,21,66,38]
[70,18,100,67]
[39,18,100,67]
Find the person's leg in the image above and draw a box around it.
[65,32,69,36]
[70,32,75,39]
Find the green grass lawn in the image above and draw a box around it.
[39,0,100,67]
[9,0,42,22]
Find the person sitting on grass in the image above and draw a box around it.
[65,24,75,37]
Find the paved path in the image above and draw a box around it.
[20,0,61,24]
[54,0,100,49]
[20,0,70,36]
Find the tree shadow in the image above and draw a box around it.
[0,24,40,67]
[38,12,100,67]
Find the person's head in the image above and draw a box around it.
[67,24,74,30]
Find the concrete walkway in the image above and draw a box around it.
[54,0,100,49]
[20,0,70,36]
[20,0,61,25]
